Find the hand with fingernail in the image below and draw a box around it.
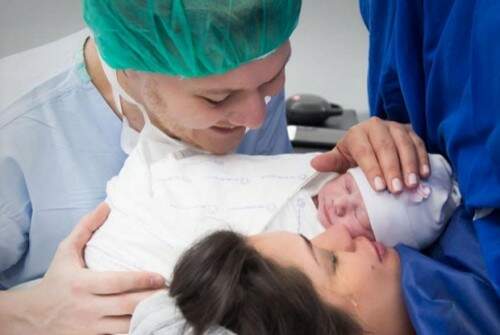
[314,153,458,250]
[311,117,430,194]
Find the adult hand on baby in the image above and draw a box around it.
[311,117,430,194]
[15,203,165,335]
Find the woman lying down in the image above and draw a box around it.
[85,125,460,335]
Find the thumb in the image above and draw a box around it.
[66,202,110,260]
[311,147,353,173]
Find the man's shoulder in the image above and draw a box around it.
[0,29,90,113]
[0,29,99,136]
[0,70,88,130]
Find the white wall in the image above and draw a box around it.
[286,1,369,115]
[0,0,369,114]
[0,0,84,58]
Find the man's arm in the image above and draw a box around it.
[0,157,32,279]
[0,204,165,335]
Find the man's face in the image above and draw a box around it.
[127,41,291,154]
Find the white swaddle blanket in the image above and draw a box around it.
[84,119,460,335]
[84,134,328,281]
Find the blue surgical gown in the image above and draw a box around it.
[360,0,500,333]
[0,37,292,289]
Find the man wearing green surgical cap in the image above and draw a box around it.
[84,0,299,154]
[0,1,300,334]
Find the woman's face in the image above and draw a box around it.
[248,225,412,335]
[124,41,291,154]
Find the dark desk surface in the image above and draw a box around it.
[289,109,359,153]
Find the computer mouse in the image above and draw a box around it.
[286,94,343,126]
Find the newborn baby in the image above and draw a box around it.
[86,139,459,281]
[313,154,460,248]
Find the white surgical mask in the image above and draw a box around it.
[98,48,200,195]
[119,116,140,154]
[97,50,145,154]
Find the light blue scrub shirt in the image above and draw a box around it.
[0,38,292,289]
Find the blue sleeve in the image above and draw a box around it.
[358,0,370,29]
[364,0,500,290]
[364,1,500,331]
[236,90,293,155]
[474,210,500,295]
[259,90,293,155]
[0,155,31,280]
[397,207,500,335]
[467,1,500,294]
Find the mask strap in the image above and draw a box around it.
[96,50,124,115]
[96,46,153,126]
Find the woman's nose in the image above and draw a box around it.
[311,224,355,252]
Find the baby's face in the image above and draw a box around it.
[316,173,374,239]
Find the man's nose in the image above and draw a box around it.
[226,91,267,129]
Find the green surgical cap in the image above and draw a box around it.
[83,0,301,77]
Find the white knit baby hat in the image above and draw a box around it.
[348,154,461,249]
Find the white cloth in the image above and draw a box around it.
[84,139,325,280]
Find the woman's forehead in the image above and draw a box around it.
[249,232,321,269]
[248,232,304,258]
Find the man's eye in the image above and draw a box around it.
[203,96,228,105]
[203,97,220,104]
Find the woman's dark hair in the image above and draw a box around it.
[170,231,364,335]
